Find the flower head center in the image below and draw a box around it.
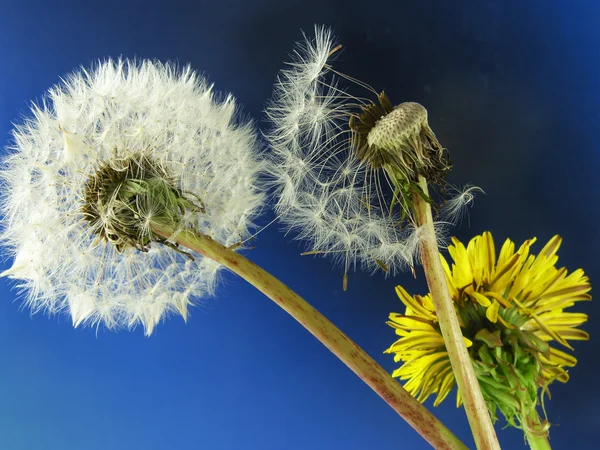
[82,153,204,255]
[349,94,451,185]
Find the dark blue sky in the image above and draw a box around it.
[1,1,598,449]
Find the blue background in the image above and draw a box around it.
[0,0,598,449]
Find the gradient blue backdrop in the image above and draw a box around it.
[0,1,598,449]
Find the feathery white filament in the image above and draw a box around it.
[1,59,264,335]
[266,26,478,277]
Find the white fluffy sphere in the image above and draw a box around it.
[1,59,264,335]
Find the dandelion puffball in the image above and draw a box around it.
[0,59,264,335]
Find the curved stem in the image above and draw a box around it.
[153,223,467,450]
[412,175,500,450]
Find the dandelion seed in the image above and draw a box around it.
[0,59,264,335]
[438,184,484,226]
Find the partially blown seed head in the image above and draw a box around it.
[265,26,475,282]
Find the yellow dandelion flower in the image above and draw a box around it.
[385,232,591,435]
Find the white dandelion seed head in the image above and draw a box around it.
[265,26,480,277]
[0,58,265,335]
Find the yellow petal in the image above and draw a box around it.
[534,328,589,341]
[537,311,588,328]
[489,253,520,289]
[482,290,511,308]
[467,235,483,285]
[433,367,455,406]
[507,238,537,298]
[497,237,515,267]
[512,297,573,349]
[387,332,445,351]
[449,238,474,285]
[395,285,436,320]
[456,387,462,408]
[541,283,592,300]
[545,347,577,367]
[540,235,562,258]
[486,300,500,323]
[524,266,566,302]
[534,294,591,314]
[483,231,496,280]
[471,291,492,307]
[387,315,436,331]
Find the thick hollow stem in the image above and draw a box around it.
[153,223,467,450]
[524,409,552,450]
[412,175,500,450]
[526,433,552,450]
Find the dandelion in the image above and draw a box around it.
[385,232,591,448]
[266,26,499,448]
[266,27,475,281]
[0,59,264,335]
[0,58,466,449]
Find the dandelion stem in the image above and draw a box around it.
[153,223,467,450]
[524,409,552,450]
[412,175,500,450]
[526,434,552,450]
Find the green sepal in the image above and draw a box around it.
[484,385,521,410]
[410,181,434,204]
[475,328,503,348]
